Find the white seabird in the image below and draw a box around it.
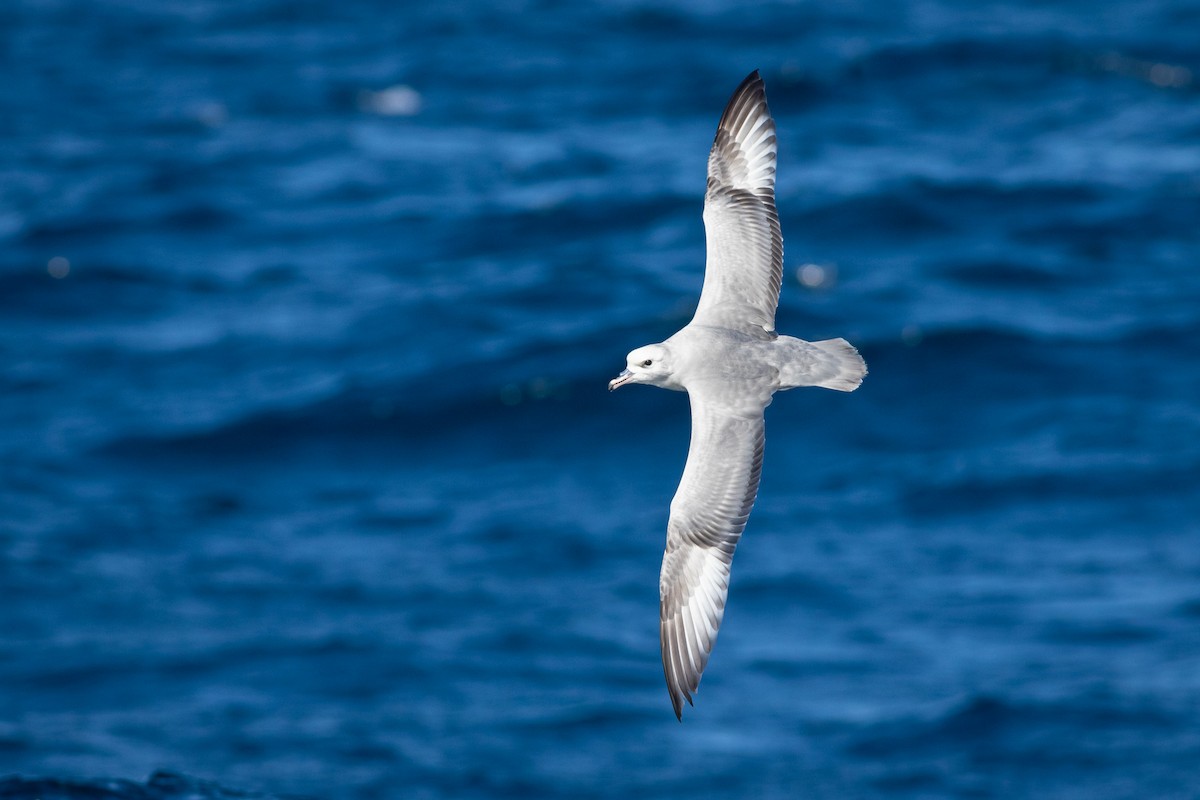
[609,70,867,719]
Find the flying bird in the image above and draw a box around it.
[609,71,867,719]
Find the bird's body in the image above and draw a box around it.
[658,325,866,397]
[609,71,866,719]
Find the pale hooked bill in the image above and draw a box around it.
[609,71,867,719]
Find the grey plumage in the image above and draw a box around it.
[609,71,866,719]
[696,71,783,335]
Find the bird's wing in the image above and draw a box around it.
[660,385,767,718]
[693,70,783,334]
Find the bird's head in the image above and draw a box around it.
[609,344,673,391]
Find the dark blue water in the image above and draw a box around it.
[3,1,1200,798]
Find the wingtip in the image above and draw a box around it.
[669,688,683,720]
[667,681,684,719]
[732,69,764,96]
[667,680,696,721]
[670,693,692,721]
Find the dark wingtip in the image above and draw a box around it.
[668,687,695,721]
[734,69,763,95]
[669,685,684,720]
[716,70,769,134]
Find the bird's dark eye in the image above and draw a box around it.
[641,359,653,367]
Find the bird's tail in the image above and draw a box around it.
[778,337,867,392]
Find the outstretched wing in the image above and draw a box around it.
[659,386,767,719]
[693,70,783,333]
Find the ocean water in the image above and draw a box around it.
[3,1,1200,798]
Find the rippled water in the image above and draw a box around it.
[3,1,1200,798]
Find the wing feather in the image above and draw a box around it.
[659,388,766,718]
[693,70,784,333]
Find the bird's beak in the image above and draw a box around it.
[608,369,633,391]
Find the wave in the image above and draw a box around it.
[849,692,1182,759]
[0,770,301,800]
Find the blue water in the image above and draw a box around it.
[3,1,1200,798]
